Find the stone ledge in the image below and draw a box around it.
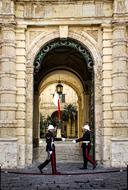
[0,120,17,124]
[0,137,17,142]
[111,137,128,142]
[112,120,128,124]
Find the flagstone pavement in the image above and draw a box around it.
[1,162,127,190]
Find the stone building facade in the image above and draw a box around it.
[0,0,128,168]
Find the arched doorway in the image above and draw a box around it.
[33,38,95,161]
[39,82,78,139]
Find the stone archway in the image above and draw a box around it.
[38,70,85,140]
[33,70,90,162]
[26,31,102,165]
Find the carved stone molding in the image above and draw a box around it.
[86,30,98,42]
[2,0,12,14]
[34,39,94,73]
[0,103,17,110]
[114,0,128,14]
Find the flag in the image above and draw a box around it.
[53,92,61,120]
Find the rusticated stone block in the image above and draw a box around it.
[0,138,17,168]
[111,138,128,167]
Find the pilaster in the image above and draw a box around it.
[0,24,17,129]
[102,24,113,166]
[110,22,128,167]
[16,25,27,167]
[25,64,33,164]
[111,23,128,130]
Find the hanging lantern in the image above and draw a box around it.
[56,81,63,95]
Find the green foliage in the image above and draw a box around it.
[40,114,57,138]
[62,103,77,122]
[40,104,77,137]
[40,114,47,138]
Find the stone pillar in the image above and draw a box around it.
[102,24,113,166]
[112,23,128,134]
[66,121,70,138]
[0,24,17,132]
[16,26,27,167]
[26,65,33,164]
[71,120,76,137]
[111,23,128,167]
[77,97,82,138]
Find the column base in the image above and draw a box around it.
[111,137,128,167]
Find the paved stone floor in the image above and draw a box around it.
[1,162,127,190]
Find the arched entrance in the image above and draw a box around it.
[33,38,95,161]
[26,33,102,165]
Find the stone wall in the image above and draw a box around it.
[0,0,128,168]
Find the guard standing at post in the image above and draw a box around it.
[38,124,60,175]
[73,123,97,170]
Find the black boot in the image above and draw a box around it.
[38,165,43,174]
[38,159,50,173]
[93,163,97,170]
[80,167,87,170]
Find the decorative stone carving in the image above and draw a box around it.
[24,4,32,18]
[59,25,68,39]
[114,0,126,13]
[29,31,43,44]
[86,30,98,42]
[18,1,112,19]
[2,0,12,14]
[34,39,94,73]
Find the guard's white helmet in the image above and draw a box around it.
[83,124,90,131]
[48,125,54,131]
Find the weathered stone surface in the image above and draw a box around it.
[111,138,128,167]
[0,138,17,168]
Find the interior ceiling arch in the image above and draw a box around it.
[38,70,84,100]
[34,38,94,92]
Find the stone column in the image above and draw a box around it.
[26,65,33,164]
[16,26,27,167]
[71,120,76,137]
[101,24,113,166]
[66,121,70,138]
[111,23,128,135]
[77,97,82,138]
[111,22,128,167]
[0,24,17,132]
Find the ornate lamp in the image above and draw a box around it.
[56,81,63,95]
[55,81,63,139]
